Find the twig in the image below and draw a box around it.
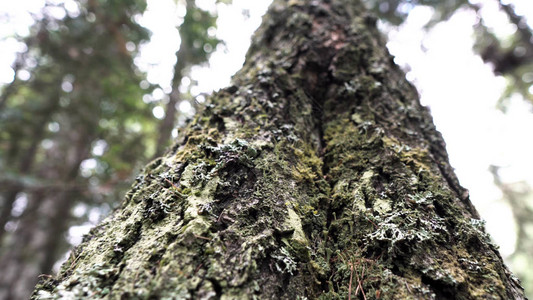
[355,266,367,300]
[348,263,354,300]
[193,234,211,241]
[405,281,412,294]
[194,263,203,275]
[160,177,187,197]
[163,178,179,189]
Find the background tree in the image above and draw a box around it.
[153,0,223,158]
[0,0,224,299]
[32,0,525,298]
[0,1,152,298]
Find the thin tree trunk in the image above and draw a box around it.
[1,190,46,300]
[1,93,59,240]
[33,0,525,299]
[153,52,186,158]
[1,130,92,300]
[153,2,193,158]
[0,189,19,240]
[0,136,42,240]
[0,52,24,111]
[40,133,93,275]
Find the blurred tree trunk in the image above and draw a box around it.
[154,0,220,158]
[490,165,533,294]
[33,0,525,299]
[0,91,60,240]
[1,190,44,300]
[39,132,94,274]
[0,81,61,300]
[154,48,187,158]
[0,129,92,300]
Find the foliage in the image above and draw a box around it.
[0,0,155,223]
[0,0,227,298]
[365,0,533,107]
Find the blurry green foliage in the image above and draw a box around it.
[473,2,533,109]
[0,1,227,296]
[1,0,153,210]
[181,1,221,65]
[366,0,468,27]
[0,2,156,297]
[365,0,533,108]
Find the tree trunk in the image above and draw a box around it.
[0,92,60,240]
[1,189,47,300]
[153,47,187,158]
[1,128,92,300]
[32,0,525,299]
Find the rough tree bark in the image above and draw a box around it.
[32,0,525,299]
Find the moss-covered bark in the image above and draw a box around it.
[33,0,525,299]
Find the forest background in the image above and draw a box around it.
[0,0,532,298]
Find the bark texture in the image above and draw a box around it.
[33,0,525,299]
